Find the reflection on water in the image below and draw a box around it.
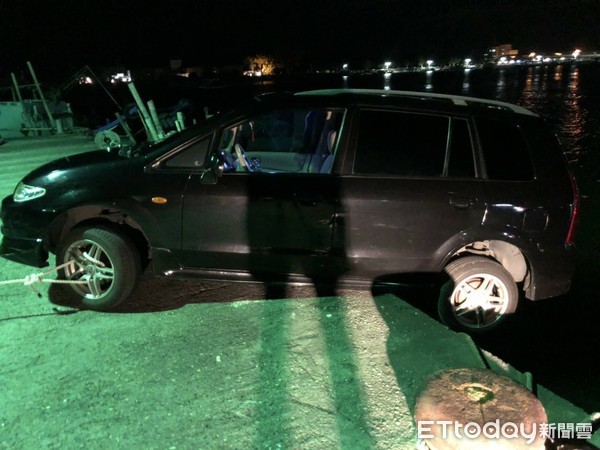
[383,72,391,91]
[562,67,586,160]
[554,64,563,82]
[519,66,540,111]
[356,62,596,164]
[517,66,550,111]
[496,69,506,98]
[498,65,583,159]
[398,64,588,154]
[462,69,470,95]
[425,70,433,91]
[516,65,586,161]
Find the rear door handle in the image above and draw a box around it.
[449,195,477,209]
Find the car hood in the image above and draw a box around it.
[23,148,134,185]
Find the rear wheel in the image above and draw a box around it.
[438,256,518,332]
[56,226,141,310]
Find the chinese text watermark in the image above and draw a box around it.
[417,420,593,444]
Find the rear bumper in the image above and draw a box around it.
[525,243,576,300]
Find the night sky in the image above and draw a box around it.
[1,0,599,79]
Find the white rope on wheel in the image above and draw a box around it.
[0,261,88,297]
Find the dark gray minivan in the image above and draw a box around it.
[0,89,579,332]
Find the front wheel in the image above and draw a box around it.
[438,256,519,333]
[56,226,141,310]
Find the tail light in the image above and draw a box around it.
[565,170,580,246]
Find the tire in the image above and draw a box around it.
[56,226,141,310]
[438,256,519,333]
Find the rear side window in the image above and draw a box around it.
[354,110,477,179]
[354,110,449,177]
[476,117,534,181]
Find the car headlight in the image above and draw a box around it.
[13,181,46,203]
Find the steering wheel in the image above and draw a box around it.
[234,144,258,172]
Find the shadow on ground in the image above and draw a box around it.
[45,190,600,419]
[47,245,600,418]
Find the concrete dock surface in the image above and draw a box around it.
[1,133,598,449]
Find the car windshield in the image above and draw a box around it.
[118,118,211,159]
[124,99,261,159]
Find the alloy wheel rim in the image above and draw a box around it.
[63,239,115,300]
[449,273,510,329]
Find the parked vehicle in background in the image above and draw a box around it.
[0,89,579,332]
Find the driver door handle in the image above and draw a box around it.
[293,193,322,206]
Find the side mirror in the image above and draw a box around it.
[200,158,224,185]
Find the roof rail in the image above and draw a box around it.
[295,88,538,117]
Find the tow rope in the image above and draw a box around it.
[0,261,87,298]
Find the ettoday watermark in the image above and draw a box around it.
[417,420,593,444]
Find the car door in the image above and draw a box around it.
[179,173,339,277]
[334,109,486,278]
[177,106,346,280]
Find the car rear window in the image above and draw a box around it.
[354,110,449,177]
[476,117,534,181]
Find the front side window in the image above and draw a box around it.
[164,135,213,168]
[219,107,345,174]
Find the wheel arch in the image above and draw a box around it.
[442,239,530,289]
[49,205,151,268]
